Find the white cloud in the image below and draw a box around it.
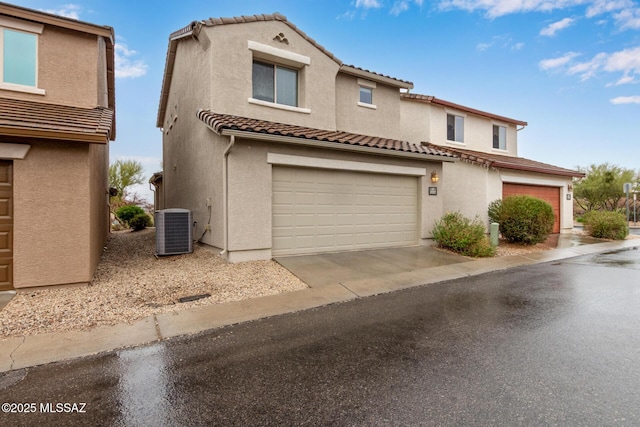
[356,0,382,8]
[613,7,640,30]
[542,47,640,84]
[437,0,586,18]
[540,17,576,36]
[610,95,640,104]
[512,42,525,50]
[539,52,581,70]
[391,1,410,15]
[41,4,81,20]
[115,43,148,79]
[586,0,632,18]
[477,42,493,51]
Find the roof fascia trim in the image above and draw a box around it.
[340,65,413,89]
[217,128,454,162]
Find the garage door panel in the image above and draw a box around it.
[273,166,419,256]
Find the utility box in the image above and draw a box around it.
[156,209,193,256]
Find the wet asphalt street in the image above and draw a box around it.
[2,248,640,426]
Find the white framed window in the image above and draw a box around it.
[493,125,506,150]
[0,16,44,94]
[359,86,372,104]
[447,114,464,143]
[252,60,298,107]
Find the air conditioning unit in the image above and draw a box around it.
[156,209,193,256]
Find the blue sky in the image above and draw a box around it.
[11,0,640,201]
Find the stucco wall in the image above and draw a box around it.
[399,99,431,145]
[424,104,518,156]
[335,73,402,139]
[195,21,339,131]
[13,140,91,288]
[161,36,224,249]
[441,161,493,227]
[418,103,519,156]
[0,24,99,108]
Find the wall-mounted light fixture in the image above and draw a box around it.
[431,171,440,183]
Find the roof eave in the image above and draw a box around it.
[0,2,114,39]
[340,65,413,89]
[216,128,453,162]
[493,162,585,178]
[0,127,109,144]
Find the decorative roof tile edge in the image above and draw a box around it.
[423,142,584,178]
[197,110,456,161]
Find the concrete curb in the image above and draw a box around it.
[1,239,639,373]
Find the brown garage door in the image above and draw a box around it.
[0,160,12,290]
[503,183,560,233]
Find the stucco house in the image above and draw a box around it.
[400,94,584,234]
[0,3,115,290]
[156,13,581,262]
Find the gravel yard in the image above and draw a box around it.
[0,229,307,339]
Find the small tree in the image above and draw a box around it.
[109,159,144,200]
[573,163,637,212]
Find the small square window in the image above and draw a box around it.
[359,86,372,104]
[447,114,464,143]
[493,125,506,150]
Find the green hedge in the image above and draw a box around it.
[583,210,628,240]
[432,212,495,257]
[489,196,554,245]
[116,205,145,225]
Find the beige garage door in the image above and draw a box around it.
[272,166,419,256]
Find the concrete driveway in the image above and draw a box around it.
[274,245,467,287]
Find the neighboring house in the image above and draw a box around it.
[400,94,584,233]
[156,13,581,262]
[0,3,115,290]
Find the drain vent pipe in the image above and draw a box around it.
[220,135,235,257]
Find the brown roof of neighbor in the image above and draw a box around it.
[423,143,584,178]
[157,13,412,127]
[0,2,116,139]
[401,93,527,127]
[197,110,455,160]
[0,98,114,144]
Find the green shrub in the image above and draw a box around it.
[129,213,151,231]
[583,210,628,240]
[491,196,554,245]
[432,212,495,257]
[487,199,502,225]
[116,205,145,225]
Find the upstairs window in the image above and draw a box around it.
[0,17,43,93]
[447,114,464,143]
[359,86,372,104]
[252,60,298,107]
[493,125,506,150]
[3,29,36,86]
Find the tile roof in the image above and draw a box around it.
[401,93,527,126]
[0,98,114,143]
[197,110,455,160]
[423,143,584,177]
